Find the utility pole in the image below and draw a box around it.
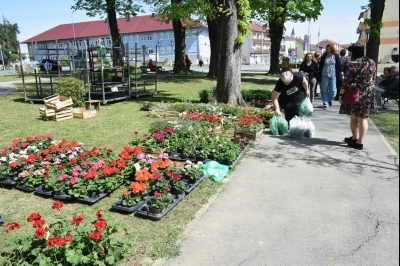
[307,21,311,53]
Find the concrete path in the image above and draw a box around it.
[0,82,17,98]
[154,100,399,266]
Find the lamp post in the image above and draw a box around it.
[142,45,148,66]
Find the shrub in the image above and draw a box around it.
[54,77,87,107]
[241,89,272,101]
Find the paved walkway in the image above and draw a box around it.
[154,100,399,266]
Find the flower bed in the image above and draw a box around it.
[2,202,131,265]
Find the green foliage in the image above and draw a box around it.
[0,22,20,63]
[54,77,88,107]
[241,89,272,101]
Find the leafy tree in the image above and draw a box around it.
[362,0,386,63]
[0,21,20,64]
[251,0,323,74]
[72,0,143,66]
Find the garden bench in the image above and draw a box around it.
[380,91,399,109]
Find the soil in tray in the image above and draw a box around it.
[184,175,206,194]
[0,178,17,188]
[111,197,150,213]
[15,184,37,193]
[136,193,185,220]
[77,191,109,204]
[35,185,54,197]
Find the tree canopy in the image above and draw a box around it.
[250,0,323,74]
[0,21,20,64]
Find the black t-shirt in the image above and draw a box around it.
[274,73,305,106]
[299,62,318,80]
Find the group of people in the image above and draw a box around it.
[271,42,397,150]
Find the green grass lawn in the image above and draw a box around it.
[0,72,397,265]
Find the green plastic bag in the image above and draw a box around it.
[269,115,279,135]
[277,115,289,135]
[202,161,229,183]
[299,98,314,117]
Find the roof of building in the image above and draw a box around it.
[250,21,267,32]
[22,14,206,43]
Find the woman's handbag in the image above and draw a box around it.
[343,89,360,105]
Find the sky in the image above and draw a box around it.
[2,0,368,54]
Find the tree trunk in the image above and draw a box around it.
[172,19,186,72]
[106,0,122,67]
[366,0,386,63]
[206,17,220,78]
[214,0,245,105]
[268,21,284,75]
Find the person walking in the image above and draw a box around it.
[318,44,343,109]
[313,52,322,96]
[271,67,310,123]
[185,54,193,75]
[334,49,351,100]
[338,43,378,150]
[198,58,204,72]
[299,53,319,104]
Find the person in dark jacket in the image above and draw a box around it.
[318,44,343,109]
[299,53,319,104]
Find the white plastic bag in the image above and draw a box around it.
[302,117,315,137]
[289,116,305,139]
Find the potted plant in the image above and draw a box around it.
[181,161,204,183]
[2,202,131,265]
[121,182,149,207]
[148,191,174,214]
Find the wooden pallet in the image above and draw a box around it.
[73,108,97,119]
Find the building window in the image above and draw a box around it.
[58,42,63,48]
[160,33,164,40]
[105,38,111,46]
[79,40,83,48]
[166,32,170,39]
[160,47,165,54]
[123,36,127,43]
[166,46,172,54]
[147,34,152,41]
[141,35,145,41]
[148,48,154,54]
[136,35,139,42]
[153,33,157,40]
[130,36,134,42]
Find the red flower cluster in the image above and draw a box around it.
[237,112,263,126]
[5,222,20,232]
[186,111,222,123]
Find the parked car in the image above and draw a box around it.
[39,59,61,72]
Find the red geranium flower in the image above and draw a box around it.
[64,235,73,242]
[27,213,42,222]
[71,215,84,225]
[32,219,45,228]
[5,222,21,232]
[89,231,103,241]
[95,210,103,220]
[51,201,63,210]
[94,220,107,231]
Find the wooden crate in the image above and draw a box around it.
[73,108,97,119]
[53,107,73,122]
[39,107,55,117]
[140,146,165,156]
[234,128,265,141]
[44,94,73,110]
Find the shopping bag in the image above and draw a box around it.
[302,117,315,137]
[298,98,314,117]
[289,115,305,139]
